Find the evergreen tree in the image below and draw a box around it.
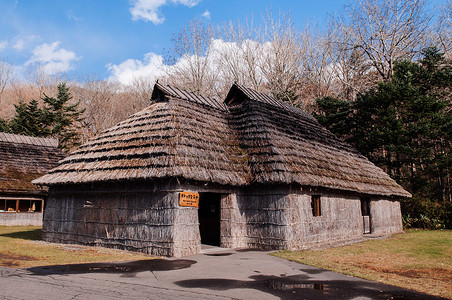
[315,47,451,227]
[314,96,353,139]
[9,99,50,137]
[42,83,85,151]
[0,118,8,132]
[6,82,85,151]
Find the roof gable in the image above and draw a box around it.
[152,83,227,112]
[225,83,316,122]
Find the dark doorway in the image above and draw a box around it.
[198,193,221,246]
[361,197,371,234]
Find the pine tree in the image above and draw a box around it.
[42,83,85,151]
[6,82,85,151]
[9,99,50,137]
[314,96,353,140]
[0,118,8,132]
[315,47,451,204]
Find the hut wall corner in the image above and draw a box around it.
[220,193,248,248]
[369,199,403,235]
[172,200,201,257]
[228,186,292,250]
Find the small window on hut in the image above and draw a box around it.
[311,195,321,217]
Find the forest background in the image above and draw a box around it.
[0,0,450,228]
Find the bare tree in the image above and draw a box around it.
[259,11,304,106]
[217,18,265,94]
[435,1,452,58]
[0,61,13,105]
[26,64,64,97]
[330,0,433,82]
[72,78,121,138]
[325,25,379,101]
[296,24,339,105]
[165,19,218,97]
[128,76,155,108]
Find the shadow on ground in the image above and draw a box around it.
[0,229,42,241]
[27,259,196,278]
[175,274,447,300]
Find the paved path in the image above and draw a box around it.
[0,247,445,300]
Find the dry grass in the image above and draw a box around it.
[0,226,153,268]
[273,229,452,299]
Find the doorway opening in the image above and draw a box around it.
[198,192,221,246]
[361,197,371,234]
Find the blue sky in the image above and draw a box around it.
[0,0,446,83]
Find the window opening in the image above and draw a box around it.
[311,195,321,217]
[0,199,43,212]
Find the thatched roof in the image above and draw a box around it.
[0,133,65,194]
[34,83,411,198]
[226,84,411,198]
[34,83,249,186]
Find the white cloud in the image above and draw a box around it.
[26,42,79,75]
[107,52,165,85]
[202,9,210,19]
[0,41,7,51]
[107,38,267,86]
[130,0,201,24]
[13,35,39,51]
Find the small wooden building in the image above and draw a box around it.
[34,83,411,257]
[0,133,65,226]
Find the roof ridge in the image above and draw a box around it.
[153,83,227,112]
[0,132,59,148]
[230,83,316,122]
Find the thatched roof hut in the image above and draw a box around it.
[34,83,409,256]
[0,133,65,225]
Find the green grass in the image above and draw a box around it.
[272,229,452,299]
[0,226,154,268]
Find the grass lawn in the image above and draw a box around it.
[272,229,452,299]
[0,226,152,268]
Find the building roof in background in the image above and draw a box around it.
[0,132,59,148]
[0,133,65,194]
